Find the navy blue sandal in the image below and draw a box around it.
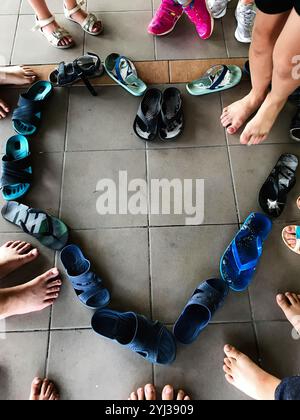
[173,279,229,344]
[60,244,110,310]
[92,309,176,365]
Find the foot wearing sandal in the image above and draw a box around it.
[29,377,59,400]
[0,241,39,280]
[129,384,191,400]
[221,90,266,135]
[0,268,62,319]
[0,98,10,119]
[64,0,103,35]
[40,18,73,47]
[0,66,37,86]
[33,16,73,48]
[277,293,300,335]
[223,345,281,400]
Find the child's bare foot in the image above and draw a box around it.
[221,91,266,135]
[240,93,286,145]
[128,384,191,400]
[29,377,59,400]
[64,0,102,34]
[223,345,281,400]
[277,293,300,335]
[40,19,73,47]
[0,241,39,280]
[0,66,37,86]
[0,268,62,319]
[0,98,10,119]
[162,385,191,400]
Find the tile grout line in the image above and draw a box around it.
[9,10,21,65]
[220,17,230,59]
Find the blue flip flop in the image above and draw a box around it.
[0,135,32,201]
[220,213,272,292]
[173,279,229,345]
[12,81,53,136]
[60,244,110,310]
[91,309,176,365]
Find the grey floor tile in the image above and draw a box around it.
[48,329,153,400]
[222,7,250,58]
[89,0,152,12]
[150,225,251,323]
[155,323,258,400]
[229,144,300,223]
[0,15,18,65]
[249,223,300,322]
[52,228,150,328]
[147,147,237,226]
[0,0,20,15]
[12,14,84,65]
[85,11,155,61]
[61,150,147,228]
[0,331,48,400]
[0,233,55,331]
[256,321,300,379]
[66,86,144,151]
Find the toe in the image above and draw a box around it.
[39,268,60,283]
[223,364,232,375]
[184,395,191,400]
[292,293,299,304]
[41,379,49,397]
[47,286,61,294]
[176,390,186,400]
[224,344,241,360]
[4,241,14,247]
[285,292,298,306]
[47,279,62,288]
[11,241,21,248]
[227,125,237,135]
[224,357,232,367]
[137,387,144,400]
[240,130,251,145]
[144,384,156,400]
[277,294,291,312]
[162,385,174,400]
[225,374,234,385]
[29,377,42,400]
[15,241,27,251]
[44,292,59,301]
[129,392,138,400]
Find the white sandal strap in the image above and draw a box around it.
[82,13,99,32]
[32,15,55,31]
[64,0,85,18]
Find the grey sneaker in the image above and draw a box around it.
[207,0,230,19]
[235,1,256,43]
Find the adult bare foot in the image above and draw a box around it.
[220,91,266,135]
[162,385,191,401]
[0,98,10,119]
[0,66,37,86]
[128,384,191,400]
[240,93,286,145]
[29,377,59,400]
[64,0,102,34]
[0,268,62,319]
[277,293,300,335]
[223,345,281,400]
[0,241,39,280]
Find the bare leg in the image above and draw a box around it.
[64,0,102,33]
[29,378,59,400]
[241,8,300,145]
[221,10,289,134]
[27,0,73,46]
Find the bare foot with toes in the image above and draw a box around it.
[277,293,300,335]
[129,384,191,400]
[0,66,37,86]
[0,98,10,119]
[30,377,59,400]
[0,241,39,280]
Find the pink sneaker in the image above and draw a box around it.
[183,0,214,39]
[148,0,184,36]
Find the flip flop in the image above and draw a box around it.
[173,279,229,344]
[282,226,300,255]
[91,309,176,365]
[133,88,162,141]
[259,154,298,218]
[0,135,32,201]
[12,81,53,136]
[220,213,272,292]
[1,201,69,250]
[159,87,184,141]
[60,244,110,310]
[49,52,104,97]
[104,53,147,97]
[186,65,242,96]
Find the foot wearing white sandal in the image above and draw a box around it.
[33,15,74,48]
[223,345,280,400]
[29,377,59,400]
[64,0,103,35]
[0,268,62,319]
[0,66,37,86]
[277,293,300,335]
[0,241,39,280]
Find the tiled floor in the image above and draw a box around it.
[0,0,249,65]
[0,78,300,400]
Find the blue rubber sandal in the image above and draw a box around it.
[91,309,176,365]
[0,135,32,201]
[173,279,229,345]
[60,244,110,310]
[12,81,53,136]
[220,213,272,292]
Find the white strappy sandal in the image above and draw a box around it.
[32,15,74,49]
[64,0,103,36]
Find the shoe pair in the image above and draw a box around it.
[133,87,184,142]
[148,0,214,40]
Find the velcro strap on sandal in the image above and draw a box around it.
[32,15,55,31]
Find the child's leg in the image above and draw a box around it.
[64,0,102,34]
[241,8,300,145]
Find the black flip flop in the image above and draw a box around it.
[133,89,162,141]
[259,154,298,218]
[159,87,184,141]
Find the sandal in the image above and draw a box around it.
[282,225,300,255]
[1,201,69,251]
[259,154,298,218]
[64,0,103,36]
[91,309,177,365]
[12,81,53,136]
[186,64,242,96]
[133,89,162,141]
[0,135,32,201]
[104,53,147,97]
[49,52,103,96]
[60,245,110,309]
[32,15,74,49]
[173,279,229,344]
[159,87,184,141]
